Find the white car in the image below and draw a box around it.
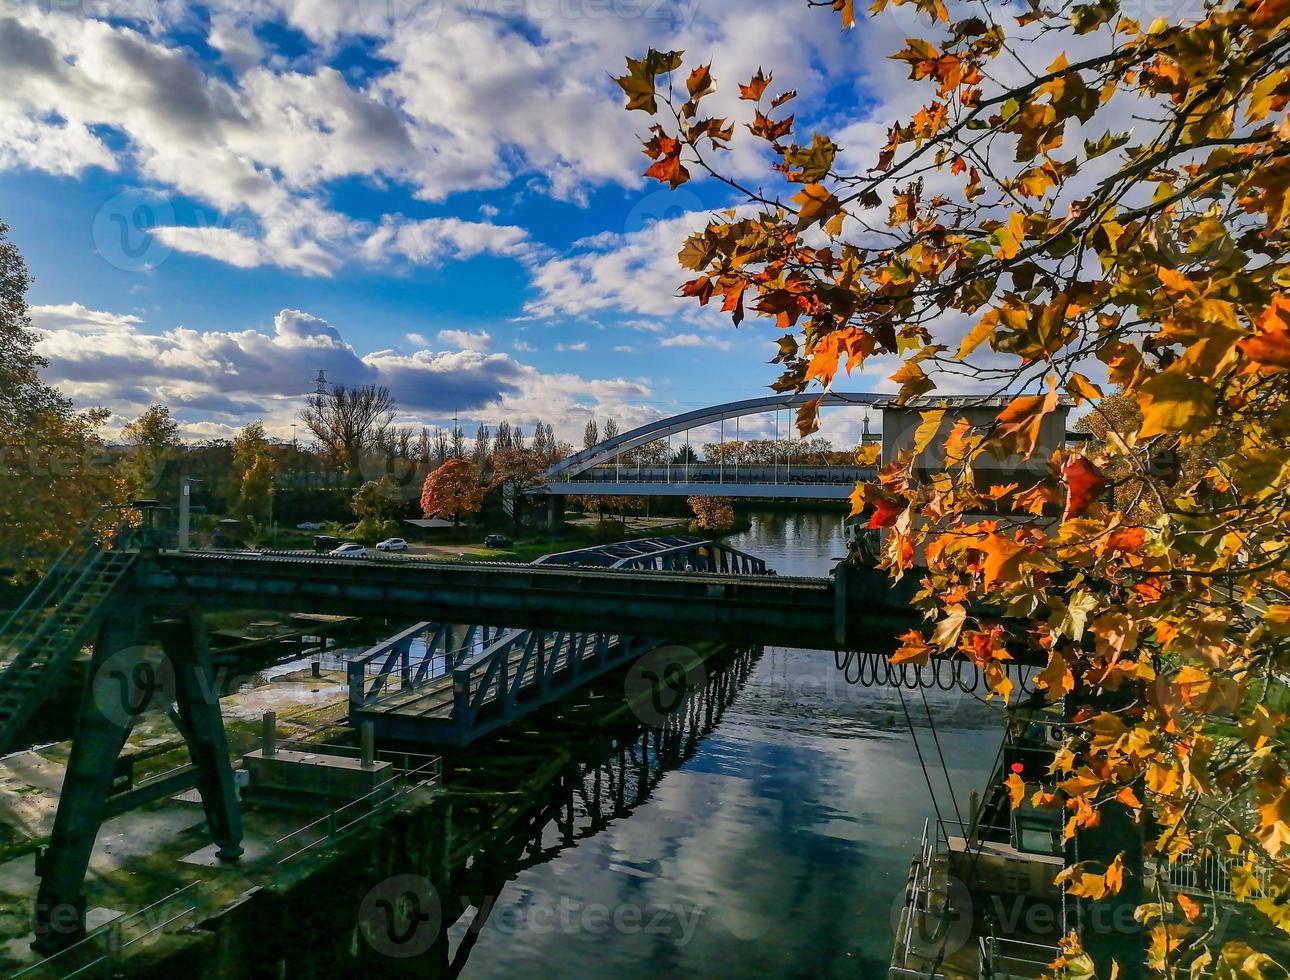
[329,542,369,558]
[296,521,326,531]
[375,538,409,552]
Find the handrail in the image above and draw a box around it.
[0,503,142,638]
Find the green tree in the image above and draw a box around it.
[232,421,276,532]
[0,220,122,577]
[123,404,179,498]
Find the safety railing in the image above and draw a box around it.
[347,622,501,708]
[1160,848,1278,899]
[979,936,1064,979]
[14,880,205,979]
[273,749,442,865]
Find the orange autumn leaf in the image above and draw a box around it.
[1005,772,1026,808]
[1061,456,1109,521]
[991,380,1059,458]
[979,534,1028,590]
[1239,294,1290,370]
[1176,894,1202,923]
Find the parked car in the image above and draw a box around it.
[483,534,513,548]
[297,521,326,531]
[375,538,408,552]
[329,542,369,558]
[313,535,342,553]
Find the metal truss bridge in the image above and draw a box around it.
[346,536,771,745]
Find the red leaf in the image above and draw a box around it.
[1105,527,1145,553]
[1061,456,1109,521]
[868,497,907,528]
[644,154,690,189]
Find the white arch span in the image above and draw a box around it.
[547,391,890,481]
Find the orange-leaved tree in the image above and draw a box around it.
[620,0,1290,974]
[420,458,484,526]
[687,496,735,533]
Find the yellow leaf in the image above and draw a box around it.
[956,311,997,360]
[791,183,843,231]
[912,409,946,456]
[1136,372,1217,439]
[1005,772,1026,808]
[1065,373,1104,405]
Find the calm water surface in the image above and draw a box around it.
[455,510,1003,979]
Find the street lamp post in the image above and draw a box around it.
[178,475,205,550]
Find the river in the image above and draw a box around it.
[446,509,1006,979]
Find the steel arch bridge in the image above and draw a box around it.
[541,391,889,500]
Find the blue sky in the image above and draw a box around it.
[0,0,924,445]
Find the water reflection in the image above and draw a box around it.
[443,510,1004,979]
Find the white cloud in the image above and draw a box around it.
[512,340,536,352]
[661,333,731,351]
[0,1,849,277]
[614,345,635,353]
[555,341,589,352]
[30,303,655,443]
[436,328,492,351]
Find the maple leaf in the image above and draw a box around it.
[645,153,690,189]
[1061,455,1109,521]
[979,533,1027,591]
[1176,894,1202,923]
[739,68,772,101]
[1006,772,1026,808]
[1239,294,1290,371]
[1036,650,1074,698]
[791,184,843,231]
[891,629,932,665]
[868,496,908,528]
[991,379,1059,458]
[1136,372,1217,438]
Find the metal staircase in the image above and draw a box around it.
[0,529,140,756]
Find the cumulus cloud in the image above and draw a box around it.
[556,341,589,352]
[29,303,656,443]
[436,328,492,351]
[660,333,731,351]
[0,1,849,277]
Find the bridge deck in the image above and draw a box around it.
[138,549,924,655]
[350,627,650,745]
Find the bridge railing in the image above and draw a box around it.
[347,622,505,709]
[450,630,657,739]
[564,464,874,486]
[534,536,768,575]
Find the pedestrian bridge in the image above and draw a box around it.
[541,392,885,499]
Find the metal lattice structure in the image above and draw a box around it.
[347,537,772,744]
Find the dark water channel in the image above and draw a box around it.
[428,509,1005,979]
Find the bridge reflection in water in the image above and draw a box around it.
[340,646,762,978]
